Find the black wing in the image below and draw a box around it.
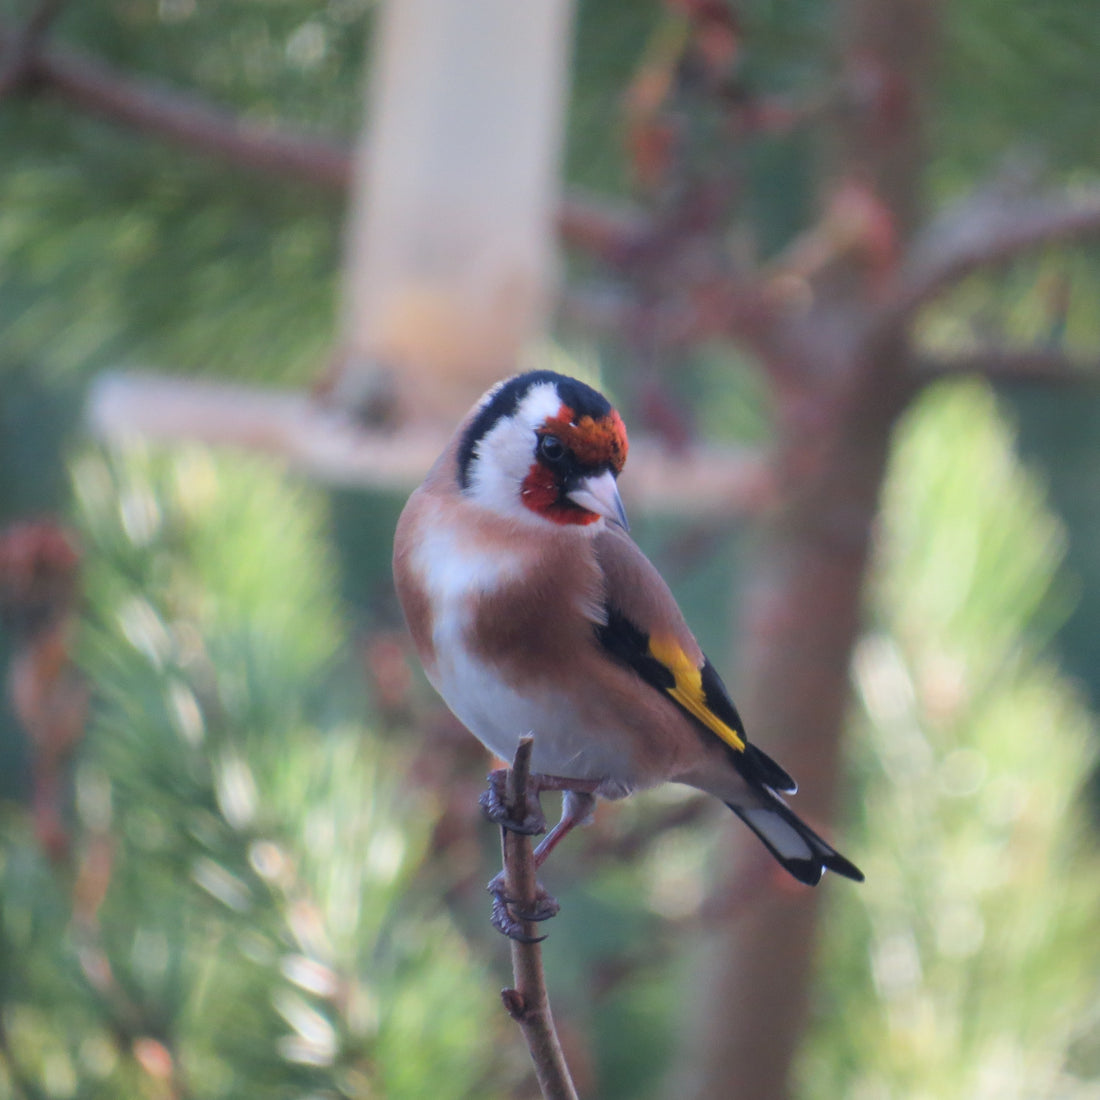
[594,606,796,794]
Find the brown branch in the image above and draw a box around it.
[86,370,778,514]
[0,23,646,259]
[556,283,637,335]
[497,738,580,1100]
[915,345,1100,387]
[876,187,1100,340]
[0,0,67,99]
[581,793,711,865]
[558,278,788,384]
[86,371,446,489]
[0,23,352,188]
[555,189,651,265]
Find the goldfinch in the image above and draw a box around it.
[393,370,862,932]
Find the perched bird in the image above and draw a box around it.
[393,370,862,934]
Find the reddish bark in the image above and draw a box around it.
[683,2,938,1094]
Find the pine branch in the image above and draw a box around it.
[0,22,646,260]
[0,21,351,188]
[496,738,580,1100]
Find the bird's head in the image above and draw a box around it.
[456,371,630,532]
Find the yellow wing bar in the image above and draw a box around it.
[647,634,746,753]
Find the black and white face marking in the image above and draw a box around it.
[463,379,564,525]
[456,371,623,529]
[456,370,613,490]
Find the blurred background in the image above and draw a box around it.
[2,0,1100,1097]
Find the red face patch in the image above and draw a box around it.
[538,405,629,474]
[520,463,600,526]
[520,402,629,526]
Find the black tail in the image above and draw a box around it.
[740,741,797,794]
[728,793,864,885]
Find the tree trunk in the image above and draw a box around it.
[681,1,939,1095]
[683,364,905,1098]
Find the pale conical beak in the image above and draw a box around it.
[567,469,630,532]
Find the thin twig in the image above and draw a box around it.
[0,0,67,99]
[580,793,711,864]
[497,738,580,1100]
[873,186,1100,343]
[913,345,1100,387]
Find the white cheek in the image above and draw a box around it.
[469,434,535,522]
[467,383,562,525]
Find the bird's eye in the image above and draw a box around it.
[538,435,566,463]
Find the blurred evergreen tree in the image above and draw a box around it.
[1,446,510,1098]
[801,382,1100,1098]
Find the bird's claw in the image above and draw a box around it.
[487,872,561,942]
[479,769,547,836]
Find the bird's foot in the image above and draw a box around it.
[487,871,561,942]
[479,769,547,836]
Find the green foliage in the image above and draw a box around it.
[0,446,504,1099]
[801,382,1100,1099]
[0,139,342,383]
[566,0,657,194]
[0,0,364,385]
[936,0,1100,180]
[56,0,372,131]
[918,245,1100,368]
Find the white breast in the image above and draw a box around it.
[413,508,525,608]
[409,502,632,789]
